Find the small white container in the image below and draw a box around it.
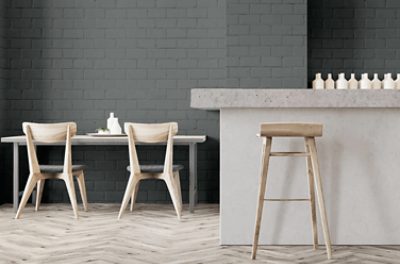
[107,112,122,134]
[371,73,382,89]
[395,73,400,89]
[348,73,358,89]
[312,73,324,90]
[359,73,371,89]
[110,118,122,134]
[325,73,335,89]
[336,73,348,89]
[383,73,395,89]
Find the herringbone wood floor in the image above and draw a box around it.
[0,204,399,264]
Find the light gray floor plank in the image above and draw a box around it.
[0,203,399,264]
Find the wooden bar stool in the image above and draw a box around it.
[251,123,332,260]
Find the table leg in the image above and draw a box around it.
[13,143,19,212]
[189,143,198,213]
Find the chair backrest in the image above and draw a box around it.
[23,122,77,143]
[124,122,178,143]
[124,122,178,174]
[22,122,77,174]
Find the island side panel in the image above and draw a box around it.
[220,108,400,245]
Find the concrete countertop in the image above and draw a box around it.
[190,89,400,109]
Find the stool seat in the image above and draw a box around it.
[260,123,323,137]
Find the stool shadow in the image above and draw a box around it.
[269,139,303,244]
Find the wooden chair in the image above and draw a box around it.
[15,122,88,219]
[251,123,332,260]
[118,122,183,220]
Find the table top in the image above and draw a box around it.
[1,135,207,145]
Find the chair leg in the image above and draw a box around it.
[130,180,140,212]
[174,171,182,211]
[76,172,88,212]
[15,174,39,219]
[251,137,272,260]
[64,174,79,219]
[307,137,332,259]
[164,173,182,220]
[118,174,139,219]
[35,179,45,212]
[305,139,318,249]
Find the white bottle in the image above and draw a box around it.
[383,73,395,89]
[325,73,335,89]
[359,73,371,89]
[312,73,324,90]
[336,73,348,89]
[107,112,122,134]
[110,117,122,134]
[395,73,400,89]
[107,112,116,131]
[348,73,358,89]
[371,73,382,89]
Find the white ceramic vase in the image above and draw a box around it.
[107,112,122,134]
[110,118,122,134]
[359,73,371,89]
[383,73,395,89]
[312,73,324,90]
[371,73,382,89]
[336,73,348,89]
[395,73,400,89]
[348,73,358,89]
[325,73,335,89]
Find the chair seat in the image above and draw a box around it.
[127,164,183,173]
[40,164,86,173]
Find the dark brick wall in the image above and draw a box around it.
[1,0,225,204]
[227,0,307,88]
[308,0,400,83]
[0,0,308,204]
[0,1,9,204]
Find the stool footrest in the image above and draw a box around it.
[270,152,310,157]
[264,198,310,202]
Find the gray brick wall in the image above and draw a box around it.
[308,0,400,83]
[1,0,226,203]
[227,0,307,88]
[0,0,308,204]
[0,1,9,204]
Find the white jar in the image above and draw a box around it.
[359,73,371,89]
[395,73,400,89]
[107,112,122,134]
[312,73,324,90]
[348,73,358,89]
[383,73,395,89]
[336,73,348,89]
[325,73,335,89]
[371,73,382,89]
[110,118,122,134]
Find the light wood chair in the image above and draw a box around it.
[251,123,332,260]
[118,122,183,220]
[15,122,88,219]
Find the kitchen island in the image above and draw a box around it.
[191,89,400,245]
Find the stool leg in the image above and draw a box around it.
[305,139,318,249]
[306,137,332,259]
[251,137,272,260]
